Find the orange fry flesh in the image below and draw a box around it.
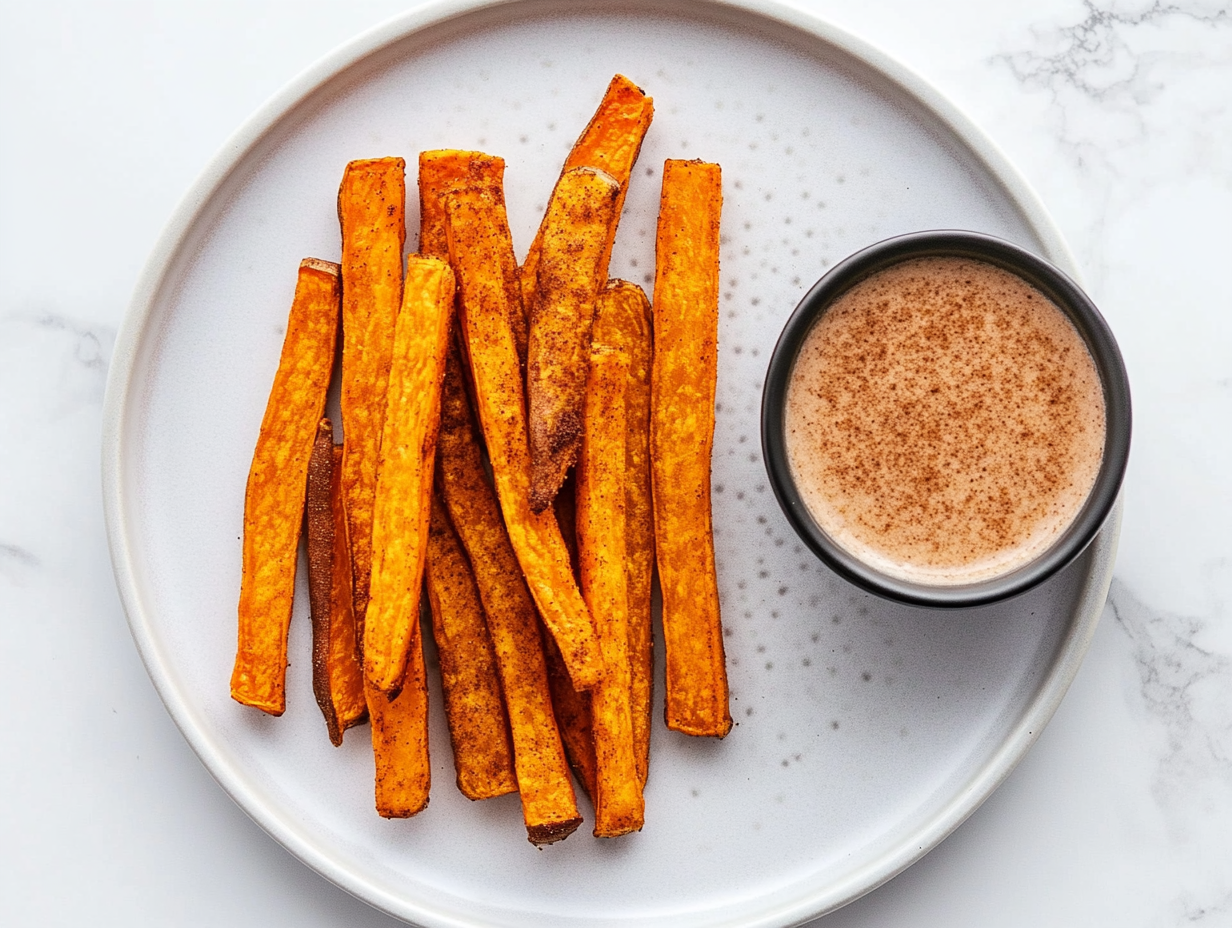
[339,157,407,640]
[436,342,582,844]
[426,493,518,801]
[651,160,732,738]
[578,347,644,837]
[527,167,622,512]
[444,182,603,694]
[419,151,527,365]
[542,630,597,800]
[521,74,654,312]
[368,632,431,818]
[592,280,655,783]
[364,256,456,693]
[232,257,340,715]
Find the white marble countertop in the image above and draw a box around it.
[2,0,1230,924]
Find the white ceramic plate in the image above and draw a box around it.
[101,1,1120,925]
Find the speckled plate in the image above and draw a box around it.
[101,1,1120,925]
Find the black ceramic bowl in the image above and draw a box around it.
[761,230,1131,607]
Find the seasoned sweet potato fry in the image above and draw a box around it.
[339,158,406,639]
[542,630,596,800]
[419,150,527,366]
[651,160,732,738]
[232,258,340,715]
[578,347,644,836]
[426,493,517,800]
[527,167,622,512]
[307,421,365,745]
[317,442,368,743]
[368,631,431,818]
[592,280,655,783]
[365,256,455,693]
[444,182,603,694]
[436,343,582,844]
[521,74,654,312]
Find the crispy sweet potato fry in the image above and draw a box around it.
[542,630,596,800]
[426,493,517,800]
[578,347,644,836]
[308,421,343,743]
[321,443,368,743]
[435,343,582,843]
[368,631,431,818]
[527,167,622,512]
[419,151,527,366]
[444,181,603,694]
[365,256,455,693]
[592,280,655,783]
[338,158,406,640]
[232,258,340,715]
[521,74,654,312]
[651,160,732,738]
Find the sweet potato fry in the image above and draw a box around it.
[338,158,406,640]
[426,493,517,801]
[520,74,654,312]
[526,167,622,512]
[308,421,364,744]
[578,347,644,836]
[419,150,527,366]
[315,442,368,744]
[368,630,431,818]
[651,160,732,738]
[364,256,455,693]
[592,280,655,783]
[435,343,582,843]
[232,257,340,715]
[444,181,603,694]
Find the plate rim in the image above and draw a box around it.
[99,1,1114,925]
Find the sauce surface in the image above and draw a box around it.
[785,256,1106,585]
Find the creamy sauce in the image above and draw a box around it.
[785,256,1106,585]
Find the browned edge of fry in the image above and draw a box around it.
[521,74,655,312]
[579,347,644,837]
[364,256,455,693]
[308,419,342,744]
[651,159,732,738]
[592,279,655,784]
[232,257,340,715]
[426,493,518,800]
[526,167,622,513]
[328,442,368,739]
[435,342,582,844]
[444,180,603,694]
[338,157,406,647]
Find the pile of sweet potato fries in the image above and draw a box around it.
[229,75,731,844]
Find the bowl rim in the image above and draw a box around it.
[761,229,1132,607]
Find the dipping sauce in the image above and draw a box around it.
[784,256,1106,586]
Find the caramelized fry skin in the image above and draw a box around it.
[527,167,622,512]
[307,420,343,742]
[542,629,596,800]
[368,632,431,818]
[365,256,456,693]
[419,151,527,366]
[444,182,603,694]
[338,158,407,640]
[426,494,517,800]
[326,443,367,740]
[592,280,655,783]
[436,343,582,843]
[579,348,644,836]
[521,74,654,312]
[651,160,732,738]
[232,258,340,715]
